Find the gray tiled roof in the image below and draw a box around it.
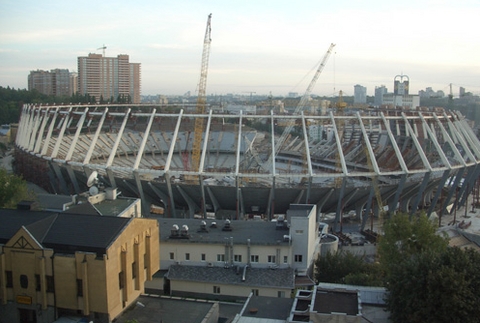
[0,209,131,255]
[157,218,291,246]
[0,209,54,243]
[42,214,131,252]
[166,264,295,289]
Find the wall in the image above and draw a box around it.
[160,241,291,270]
[170,280,290,300]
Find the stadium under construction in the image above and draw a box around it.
[14,103,480,231]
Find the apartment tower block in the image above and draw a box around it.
[77,53,141,104]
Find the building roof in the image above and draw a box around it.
[157,218,291,246]
[42,213,131,254]
[312,287,359,316]
[0,209,131,255]
[0,209,53,244]
[167,264,295,289]
[241,296,294,321]
[113,295,216,323]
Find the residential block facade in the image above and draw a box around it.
[77,53,141,103]
[28,69,73,97]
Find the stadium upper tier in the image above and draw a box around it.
[14,104,480,230]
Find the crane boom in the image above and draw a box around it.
[265,43,335,170]
[191,14,212,172]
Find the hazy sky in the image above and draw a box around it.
[1,0,479,97]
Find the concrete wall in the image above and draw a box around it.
[170,280,290,300]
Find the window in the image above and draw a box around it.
[278,291,285,298]
[132,262,137,279]
[185,253,190,261]
[76,279,83,297]
[20,275,28,289]
[201,253,206,261]
[267,255,276,263]
[35,274,41,291]
[217,254,225,262]
[294,255,303,262]
[283,256,288,264]
[234,255,242,262]
[6,271,13,288]
[213,286,221,294]
[46,276,54,293]
[144,253,148,269]
[252,289,259,296]
[119,272,125,289]
[169,252,174,260]
[295,230,304,234]
[250,255,259,263]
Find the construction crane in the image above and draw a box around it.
[191,14,212,173]
[264,43,336,171]
[98,44,107,57]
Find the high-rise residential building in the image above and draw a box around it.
[77,53,141,104]
[28,69,71,97]
[353,84,367,104]
[374,85,387,106]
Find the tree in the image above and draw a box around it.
[0,168,32,208]
[386,247,480,323]
[314,250,383,286]
[377,212,449,277]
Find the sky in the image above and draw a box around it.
[1,0,479,97]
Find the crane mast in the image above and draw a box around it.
[265,43,336,171]
[191,13,212,173]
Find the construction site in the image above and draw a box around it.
[13,14,480,232]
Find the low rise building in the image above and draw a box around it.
[147,204,338,301]
[0,206,159,323]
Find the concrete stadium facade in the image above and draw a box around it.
[14,104,480,231]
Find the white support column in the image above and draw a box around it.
[199,110,213,175]
[270,110,276,175]
[165,110,183,172]
[380,112,408,173]
[401,112,432,171]
[34,109,49,154]
[301,112,313,177]
[357,113,381,175]
[51,107,72,158]
[433,113,466,167]
[417,113,451,169]
[450,113,480,160]
[133,109,156,170]
[234,111,243,176]
[19,105,34,149]
[66,108,89,161]
[105,109,131,167]
[83,109,109,164]
[329,111,348,176]
[27,109,42,151]
[41,108,59,156]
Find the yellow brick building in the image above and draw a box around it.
[0,210,159,323]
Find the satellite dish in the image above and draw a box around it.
[89,186,99,196]
[87,171,98,187]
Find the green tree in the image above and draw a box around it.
[377,212,448,277]
[386,247,480,323]
[314,250,383,286]
[0,168,32,208]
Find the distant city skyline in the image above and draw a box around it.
[1,0,479,97]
